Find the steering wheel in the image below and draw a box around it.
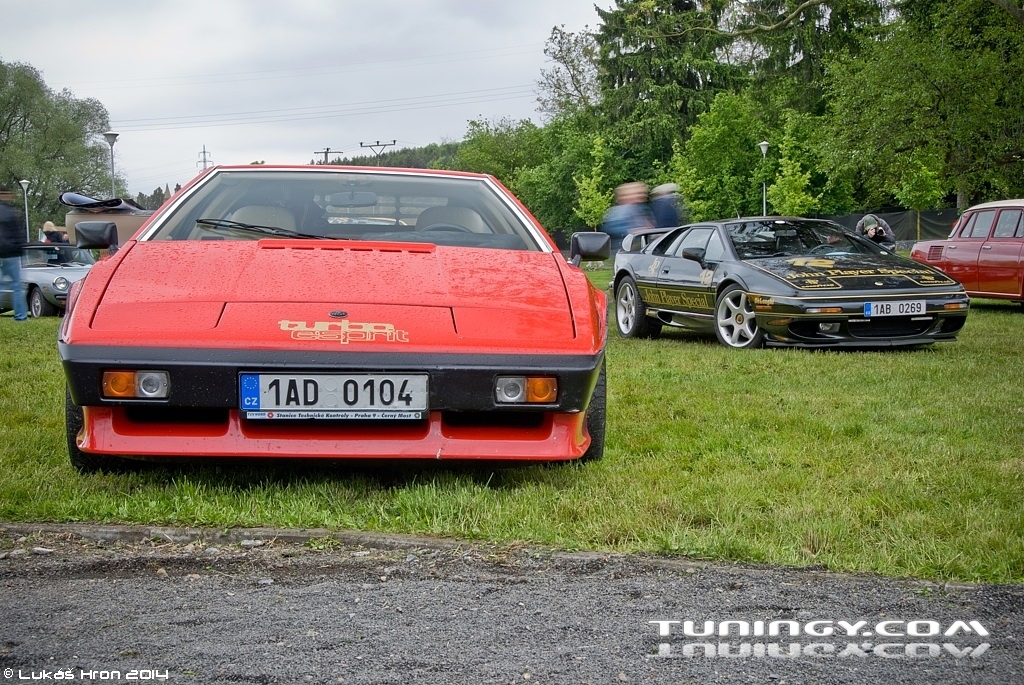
[420,223,473,233]
[807,244,836,255]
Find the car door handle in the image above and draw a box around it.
[661,268,670,274]
[947,245,957,249]
[982,245,992,250]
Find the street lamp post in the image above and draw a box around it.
[103,131,119,198]
[758,141,769,216]
[18,179,30,243]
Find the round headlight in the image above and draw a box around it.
[53,276,70,291]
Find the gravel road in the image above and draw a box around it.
[1,524,1021,684]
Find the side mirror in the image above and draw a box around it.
[568,232,611,266]
[681,246,707,268]
[74,221,118,249]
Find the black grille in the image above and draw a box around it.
[847,317,933,338]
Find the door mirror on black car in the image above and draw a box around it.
[681,246,707,268]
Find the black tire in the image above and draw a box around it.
[615,276,662,339]
[66,388,135,474]
[714,284,764,349]
[579,360,606,462]
[29,287,57,318]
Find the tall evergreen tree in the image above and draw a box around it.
[730,0,889,114]
[593,0,746,179]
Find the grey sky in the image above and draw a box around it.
[3,0,607,195]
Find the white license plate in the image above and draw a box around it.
[240,373,428,419]
[863,300,925,317]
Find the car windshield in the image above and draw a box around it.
[23,245,96,267]
[726,219,875,259]
[143,169,545,251]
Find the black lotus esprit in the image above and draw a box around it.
[612,218,970,349]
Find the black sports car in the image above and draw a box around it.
[612,218,970,349]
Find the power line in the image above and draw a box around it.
[113,84,534,126]
[54,44,544,91]
[110,90,534,132]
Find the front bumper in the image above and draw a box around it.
[75,407,591,461]
[753,292,970,348]
[62,344,604,461]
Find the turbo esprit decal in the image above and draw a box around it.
[279,320,410,344]
[640,287,715,310]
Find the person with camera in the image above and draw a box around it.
[855,214,897,247]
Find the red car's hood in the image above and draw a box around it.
[86,241,579,350]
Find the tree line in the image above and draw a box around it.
[3,0,1022,231]
[337,0,1024,229]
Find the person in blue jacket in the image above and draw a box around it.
[601,182,653,252]
[650,183,681,228]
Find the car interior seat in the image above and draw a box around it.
[775,234,803,254]
[229,205,297,230]
[415,206,488,233]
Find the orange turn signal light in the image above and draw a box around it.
[526,377,558,403]
[102,371,136,398]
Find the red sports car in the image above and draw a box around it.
[61,166,609,472]
[910,199,1024,306]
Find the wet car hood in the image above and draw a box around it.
[86,241,577,349]
[750,253,959,291]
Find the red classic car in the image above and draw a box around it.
[61,166,610,472]
[910,199,1024,306]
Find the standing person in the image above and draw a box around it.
[0,187,28,321]
[855,214,897,246]
[601,181,653,252]
[649,183,681,228]
[41,220,66,243]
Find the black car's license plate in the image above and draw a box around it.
[240,373,428,420]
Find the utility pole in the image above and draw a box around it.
[314,147,341,164]
[360,140,396,165]
[196,145,214,169]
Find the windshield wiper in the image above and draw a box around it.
[195,218,336,240]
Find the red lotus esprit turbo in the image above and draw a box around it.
[61,166,610,472]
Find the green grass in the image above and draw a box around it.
[1,293,1022,584]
